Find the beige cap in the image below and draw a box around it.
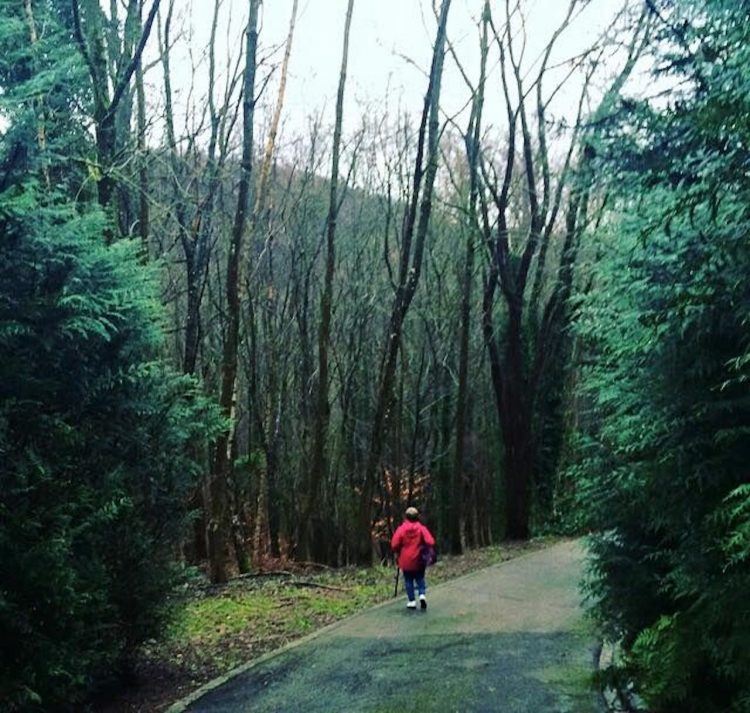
[405,507,419,521]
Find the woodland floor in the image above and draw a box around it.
[168,538,600,713]
[95,539,558,712]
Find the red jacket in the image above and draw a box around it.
[391,520,435,572]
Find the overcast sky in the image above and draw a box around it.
[154,0,635,150]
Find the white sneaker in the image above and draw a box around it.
[406,600,417,609]
[419,594,427,610]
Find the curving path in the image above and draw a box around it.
[168,540,603,713]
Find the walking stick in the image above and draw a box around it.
[393,566,400,598]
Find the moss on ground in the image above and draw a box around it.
[102,538,558,712]
[531,619,602,713]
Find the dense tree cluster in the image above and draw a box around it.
[575,0,750,709]
[0,1,219,708]
[1,0,748,709]
[0,185,219,709]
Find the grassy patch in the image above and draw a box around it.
[168,593,278,644]
[104,538,559,712]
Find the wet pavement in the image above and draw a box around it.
[168,540,603,713]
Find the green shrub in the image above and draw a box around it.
[574,2,750,710]
[0,184,220,710]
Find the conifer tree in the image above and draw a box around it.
[576,1,750,709]
[0,2,220,707]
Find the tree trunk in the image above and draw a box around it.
[452,5,488,554]
[23,0,50,187]
[208,0,260,584]
[500,360,532,540]
[242,0,298,561]
[303,0,355,562]
[71,0,161,241]
[135,30,149,254]
[357,0,452,564]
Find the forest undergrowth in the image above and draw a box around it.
[98,539,554,712]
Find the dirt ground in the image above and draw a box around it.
[168,540,603,713]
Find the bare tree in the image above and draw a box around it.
[242,0,300,565]
[445,1,491,554]
[357,0,452,564]
[208,0,261,584]
[71,0,162,240]
[303,0,356,562]
[155,0,245,564]
[474,0,648,538]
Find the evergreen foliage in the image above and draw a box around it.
[0,0,91,196]
[575,1,750,709]
[0,3,221,707]
[6,0,750,708]
[0,2,223,710]
[0,182,221,709]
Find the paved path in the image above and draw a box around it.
[169,540,603,713]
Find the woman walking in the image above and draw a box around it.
[391,507,436,610]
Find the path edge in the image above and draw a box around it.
[165,538,581,712]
